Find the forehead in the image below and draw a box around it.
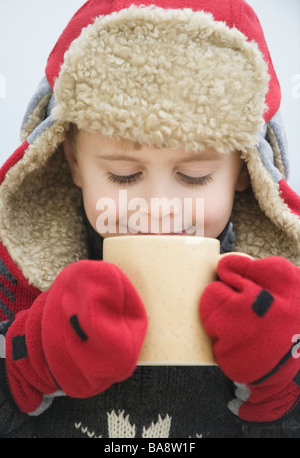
[76,130,225,163]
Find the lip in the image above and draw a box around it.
[132,230,190,236]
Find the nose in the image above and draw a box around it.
[143,181,183,233]
[143,178,180,213]
[148,196,182,218]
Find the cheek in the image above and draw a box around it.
[204,195,232,221]
[86,187,134,236]
[82,190,101,231]
[82,181,119,231]
[202,179,236,237]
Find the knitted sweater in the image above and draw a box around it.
[1,0,300,439]
[0,229,300,439]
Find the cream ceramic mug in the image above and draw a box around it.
[103,235,242,366]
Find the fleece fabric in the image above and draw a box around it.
[0,0,300,438]
[1,239,300,438]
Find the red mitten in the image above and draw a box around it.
[0,260,147,414]
[200,254,300,422]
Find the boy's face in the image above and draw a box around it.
[64,130,249,239]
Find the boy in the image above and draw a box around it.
[0,0,300,438]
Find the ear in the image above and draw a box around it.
[235,163,250,192]
[63,138,82,188]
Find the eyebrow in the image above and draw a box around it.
[96,151,222,163]
[97,154,143,162]
[180,152,222,163]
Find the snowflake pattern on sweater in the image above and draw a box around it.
[74,411,173,438]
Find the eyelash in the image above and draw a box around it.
[107,172,143,185]
[177,172,213,187]
[106,172,213,187]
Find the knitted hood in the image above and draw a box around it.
[0,0,299,292]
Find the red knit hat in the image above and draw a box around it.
[46,0,280,124]
[0,0,299,294]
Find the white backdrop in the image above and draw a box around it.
[0,0,299,193]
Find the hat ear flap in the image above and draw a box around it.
[232,112,300,265]
[266,111,289,180]
[21,76,53,142]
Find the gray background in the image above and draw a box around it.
[0,0,299,193]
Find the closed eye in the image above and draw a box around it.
[106,172,142,185]
[177,172,213,187]
[106,171,213,187]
